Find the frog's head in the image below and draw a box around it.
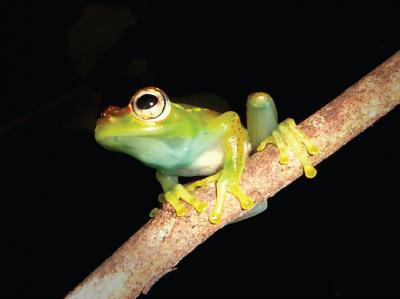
[95,87,193,159]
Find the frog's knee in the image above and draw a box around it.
[223,111,241,122]
[246,92,274,108]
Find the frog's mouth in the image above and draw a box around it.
[96,106,131,127]
[115,135,178,166]
[112,135,154,150]
[97,134,148,150]
[102,105,120,117]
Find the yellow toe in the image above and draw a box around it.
[175,206,188,217]
[307,144,319,155]
[304,165,317,179]
[195,201,208,213]
[209,212,221,224]
[241,198,254,210]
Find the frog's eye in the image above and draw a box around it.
[130,87,171,121]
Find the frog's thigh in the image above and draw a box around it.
[246,92,278,149]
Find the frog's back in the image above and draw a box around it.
[174,102,221,121]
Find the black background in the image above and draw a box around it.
[3,1,399,298]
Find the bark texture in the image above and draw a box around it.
[66,51,400,299]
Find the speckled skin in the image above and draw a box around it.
[96,102,227,175]
[95,88,272,224]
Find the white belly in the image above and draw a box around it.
[175,142,251,177]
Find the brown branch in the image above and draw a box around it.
[66,51,400,299]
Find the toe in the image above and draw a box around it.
[304,164,317,179]
[195,201,208,213]
[149,208,161,218]
[175,206,188,217]
[209,212,222,224]
[230,185,255,210]
[241,198,254,210]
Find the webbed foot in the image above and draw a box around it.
[257,118,319,178]
[164,184,208,217]
[209,181,255,224]
[184,171,222,192]
[185,171,255,224]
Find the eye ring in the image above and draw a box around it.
[130,87,171,121]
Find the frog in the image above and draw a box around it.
[95,87,319,224]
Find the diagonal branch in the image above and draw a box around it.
[66,51,400,299]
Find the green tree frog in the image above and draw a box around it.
[95,87,318,224]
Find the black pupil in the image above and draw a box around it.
[136,94,158,109]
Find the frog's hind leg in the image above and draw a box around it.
[246,92,278,150]
[248,92,319,178]
[232,92,277,223]
[257,118,319,178]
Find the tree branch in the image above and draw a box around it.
[66,51,400,299]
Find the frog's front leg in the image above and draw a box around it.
[207,112,255,224]
[155,171,208,216]
[184,171,222,192]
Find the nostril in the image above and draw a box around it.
[102,105,120,117]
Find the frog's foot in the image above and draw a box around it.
[164,184,208,217]
[257,118,319,178]
[184,171,254,224]
[209,183,254,224]
[184,171,222,192]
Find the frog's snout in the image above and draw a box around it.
[102,105,121,117]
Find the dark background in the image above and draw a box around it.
[3,1,399,298]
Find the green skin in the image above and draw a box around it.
[95,87,317,224]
